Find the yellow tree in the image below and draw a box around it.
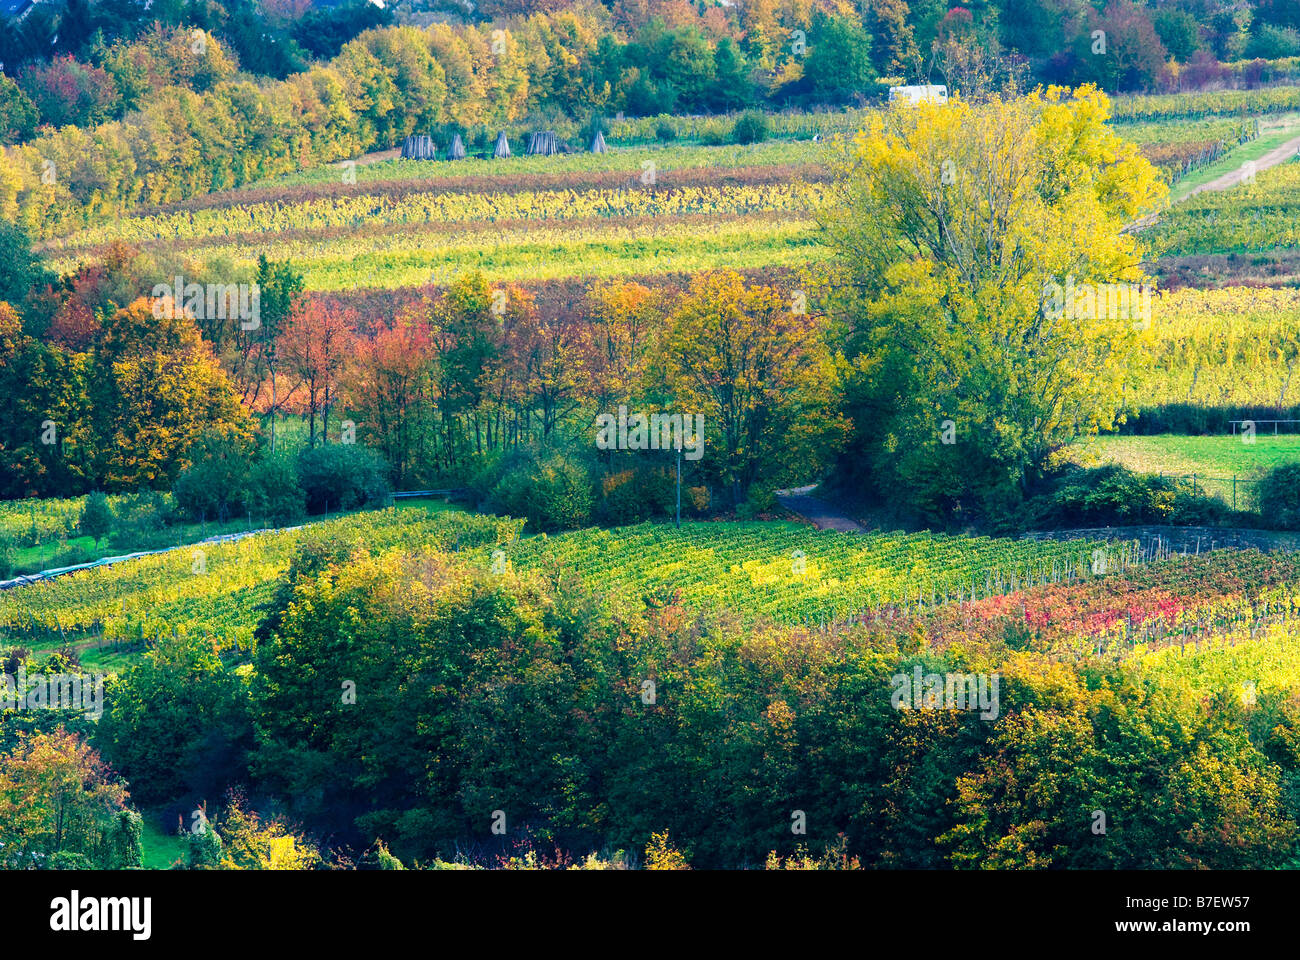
[92,297,254,489]
[655,271,847,507]
[819,85,1166,522]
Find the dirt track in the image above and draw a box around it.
[1181,133,1300,199]
[775,485,864,533]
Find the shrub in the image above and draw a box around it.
[732,110,769,145]
[466,451,510,508]
[1032,465,1242,529]
[109,491,177,550]
[246,455,307,527]
[78,492,114,545]
[655,119,678,142]
[1257,463,1300,529]
[594,468,675,526]
[174,430,254,522]
[255,534,366,642]
[686,485,711,516]
[295,444,391,515]
[748,482,778,512]
[490,453,593,531]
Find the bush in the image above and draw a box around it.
[78,492,113,545]
[655,119,678,142]
[256,534,366,642]
[1120,404,1300,435]
[732,110,769,145]
[1031,465,1242,529]
[490,453,593,531]
[247,455,307,527]
[295,444,391,515]
[594,468,675,525]
[110,491,177,550]
[686,486,711,516]
[466,451,510,508]
[1257,463,1300,529]
[174,430,254,522]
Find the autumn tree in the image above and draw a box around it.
[342,307,435,487]
[0,728,134,869]
[1069,1,1168,93]
[654,271,847,507]
[583,280,665,420]
[279,297,356,447]
[819,86,1166,524]
[90,297,254,490]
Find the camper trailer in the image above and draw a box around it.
[889,84,949,105]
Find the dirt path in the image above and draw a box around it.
[775,485,865,533]
[1181,133,1300,199]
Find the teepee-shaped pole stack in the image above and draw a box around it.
[493,130,511,159]
[527,131,558,155]
[447,133,466,160]
[590,130,607,154]
[400,134,436,160]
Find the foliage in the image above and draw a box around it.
[1257,462,1300,529]
[78,491,113,545]
[0,728,131,869]
[821,86,1167,523]
[657,271,847,506]
[172,430,255,523]
[488,451,594,532]
[295,443,392,515]
[732,110,769,145]
[1030,465,1233,529]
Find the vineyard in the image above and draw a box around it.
[1111,85,1300,120]
[1148,158,1300,257]
[38,107,1273,292]
[1120,117,1261,183]
[0,506,523,660]
[41,140,827,290]
[496,520,1116,624]
[911,548,1300,664]
[1135,286,1300,406]
[0,496,99,548]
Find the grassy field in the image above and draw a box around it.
[140,818,188,870]
[1067,433,1300,506]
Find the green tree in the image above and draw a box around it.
[172,428,255,523]
[803,12,876,104]
[78,491,113,545]
[1153,9,1203,62]
[819,86,1166,523]
[96,634,251,807]
[709,38,753,111]
[654,271,848,507]
[0,222,51,309]
[0,74,38,144]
